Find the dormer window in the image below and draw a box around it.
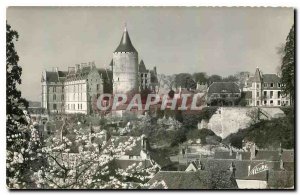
[270,83,274,88]
[278,83,281,87]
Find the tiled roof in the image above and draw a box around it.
[114,28,137,53]
[146,171,210,189]
[208,82,240,94]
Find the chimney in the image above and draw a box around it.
[250,143,256,160]
[55,67,59,73]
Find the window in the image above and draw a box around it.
[97,84,99,91]
[53,94,56,100]
[78,104,80,110]
[270,100,273,105]
[257,101,260,106]
[264,91,267,97]
[270,83,274,88]
[53,87,56,92]
[53,104,57,110]
[264,100,267,105]
[278,91,281,98]
[67,104,69,110]
[270,91,273,98]
[278,100,281,105]
[264,83,268,87]
[61,94,64,100]
[256,84,259,88]
[278,83,281,88]
[257,92,259,97]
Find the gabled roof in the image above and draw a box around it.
[146,171,209,189]
[208,82,240,94]
[114,27,137,53]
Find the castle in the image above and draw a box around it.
[41,25,158,114]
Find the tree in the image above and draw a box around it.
[174,73,196,90]
[33,126,158,189]
[192,72,208,84]
[222,75,238,82]
[208,75,222,84]
[281,25,295,105]
[6,22,38,188]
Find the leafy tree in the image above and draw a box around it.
[174,73,196,89]
[222,75,238,82]
[281,25,295,104]
[208,75,222,84]
[6,22,36,188]
[193,72,208,84]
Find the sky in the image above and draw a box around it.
[7,7,294,101]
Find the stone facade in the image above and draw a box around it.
[41,63,104,114]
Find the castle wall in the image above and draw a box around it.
[113,52,138,94]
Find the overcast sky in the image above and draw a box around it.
[7,7,294,101]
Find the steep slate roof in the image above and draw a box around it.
[146,171,210,189]
[139,60,148,73]
[208,82,240,94]
[262,74,280,83]
[253,67,262,82]
[66,66,93,81]
[114,27,137,53]
[45,71,59,82]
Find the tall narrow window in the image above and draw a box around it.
[53,94,56,100]
[270,91,273,98]
[278,91,281,98]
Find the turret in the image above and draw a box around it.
[112,24,139,94]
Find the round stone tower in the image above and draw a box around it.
[112,25,138,94]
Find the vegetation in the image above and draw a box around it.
[223,107,294,149]
[280,25,295,105]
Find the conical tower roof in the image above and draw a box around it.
[254,67,262,82]
[114,25,137,53]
